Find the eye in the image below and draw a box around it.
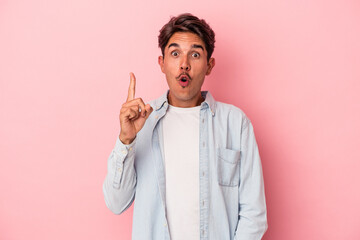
[171,51,179,57]
[192,52,200,58]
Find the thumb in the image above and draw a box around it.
[144,104,153,119]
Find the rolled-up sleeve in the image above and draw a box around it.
[102,137,137,215]
[234,118,268,239]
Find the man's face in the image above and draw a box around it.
[158,32,215,107]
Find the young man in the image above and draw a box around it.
[103,13,268,240]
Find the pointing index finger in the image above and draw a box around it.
[127,72,136,102]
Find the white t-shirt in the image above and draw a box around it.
[162,104,201,240]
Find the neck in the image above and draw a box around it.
[167,92,204,108]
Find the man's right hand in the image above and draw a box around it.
[119,72,153,144]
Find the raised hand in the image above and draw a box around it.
[119,72,153,144]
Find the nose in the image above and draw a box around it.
[180,56,191,71]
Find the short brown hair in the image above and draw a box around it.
[158,13,215,61]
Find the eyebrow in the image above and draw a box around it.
[168,43,180,49]
[191,44,204,51]
[168,43,204,51]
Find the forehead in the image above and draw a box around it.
[166,32,205,48]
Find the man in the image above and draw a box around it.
[103,13,267,240]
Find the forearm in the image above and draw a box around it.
[234,158,267,239]
[102,137,137,215]
[234,183,267,240]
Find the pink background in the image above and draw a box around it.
[1,0,359,239]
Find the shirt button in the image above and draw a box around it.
[202,171,205,176]
[203,142,205,147]
[164,222,167,227]
[155,115,158,119]
[202,119,204,123]
[118,168,122,173]
[129,147,133,151]
[202,200,205,206]
[121,150,127,154]
[202,229,205,236]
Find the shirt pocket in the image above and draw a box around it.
[217,147,241,187]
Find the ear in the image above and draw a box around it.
[158,55,165,73]
[206,57,215,75]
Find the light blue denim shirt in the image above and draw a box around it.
[103,91,267,240]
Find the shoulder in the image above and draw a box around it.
[214,101,252,133]
[215,101,250,120]
[147,91,168,111]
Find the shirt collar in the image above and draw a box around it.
[154,90,216,117]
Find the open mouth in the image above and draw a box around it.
[177,74,191,88]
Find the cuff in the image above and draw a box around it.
[114,136,136,160]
